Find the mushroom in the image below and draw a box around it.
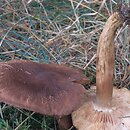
[72,3,130,130]
[0,60,89,130]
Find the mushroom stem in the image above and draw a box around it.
[96,13,123,107]
[56,115,73,130]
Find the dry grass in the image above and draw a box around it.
[0,0,129,129]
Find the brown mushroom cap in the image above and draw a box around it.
[0,60,88,116]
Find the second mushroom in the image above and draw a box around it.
[72,3,130,130]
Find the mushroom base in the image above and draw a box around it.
[72,88,130,130]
